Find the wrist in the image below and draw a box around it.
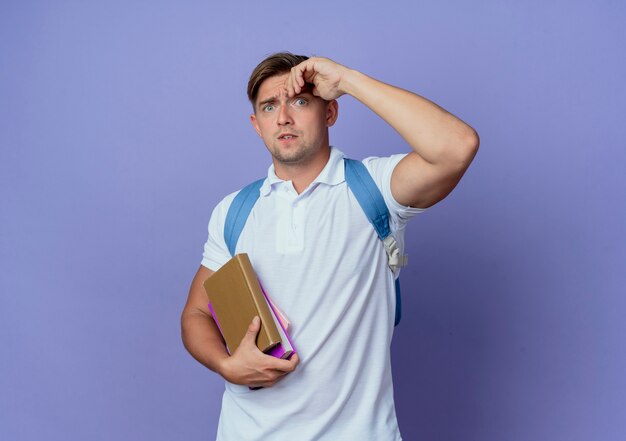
[339,68,366,97]
[215,354,232,379]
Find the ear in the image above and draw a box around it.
[250,113,262,137]
[325,100,339,127]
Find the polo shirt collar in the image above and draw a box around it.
[260,146,346,196]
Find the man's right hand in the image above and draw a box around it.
[218,316,300,389]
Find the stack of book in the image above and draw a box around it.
[203,253,295,359]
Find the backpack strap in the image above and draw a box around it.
[344,159,391,238]
[394,278,402,326]
[344,159,408,271]
[223,178,265,256]
[344,158,407,326]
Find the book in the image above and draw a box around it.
[203,253,295,359]
[267,294,290,331]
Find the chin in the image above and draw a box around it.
[270,145,308,164]
[273,153,307,165]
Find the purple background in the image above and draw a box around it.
[1,1,625,440]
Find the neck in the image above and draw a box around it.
[273,146,331,194]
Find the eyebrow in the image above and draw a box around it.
[257,96,278,109]
[256,92,313,109]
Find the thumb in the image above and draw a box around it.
[242,316,260,346]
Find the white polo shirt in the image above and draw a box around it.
[202,147,424,441]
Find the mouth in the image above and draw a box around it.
[277,133,298,140]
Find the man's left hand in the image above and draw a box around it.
[286,57,350,101]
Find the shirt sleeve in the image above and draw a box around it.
[362,153,427,231]
[200,191,238,271]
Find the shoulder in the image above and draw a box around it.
[208,176,269,229]
[359,153,427,223]
[209,190,239,223]
[361,153,408,179]
[201,187,248,272]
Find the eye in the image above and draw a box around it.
[263,104,275,112]
[293,98,308,106]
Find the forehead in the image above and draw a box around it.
[256,73,289,101]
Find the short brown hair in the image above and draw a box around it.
[247,52,309,105]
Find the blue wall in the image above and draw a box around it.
[1,1,625,440]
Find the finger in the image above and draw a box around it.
[285,354,300,370]
[283,68,293,97]
[246,369,286,389]
[285,71,293,97]
[290,66,302,96]
[267,352,300,372]
[286,353,300,367]
[250,381,274,389]
[286,67,294,96]
[293,61,312,94]
[297,62,307,87]
[286,353,300,371]
[296,65,305,91]
[264,367,293,387]
[301,61,317,85]
[290,68,300,96]
[269,369,289,380]
[241,316,260,346]
[256,372,287,388]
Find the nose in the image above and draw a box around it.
[277,104,293,126]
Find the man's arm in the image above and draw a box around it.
[181,265,299,388]
[287,57,479,209]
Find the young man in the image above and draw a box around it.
[181,53,478,440]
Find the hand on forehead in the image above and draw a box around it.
[279,73,314,97]
[260,73,314,101]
